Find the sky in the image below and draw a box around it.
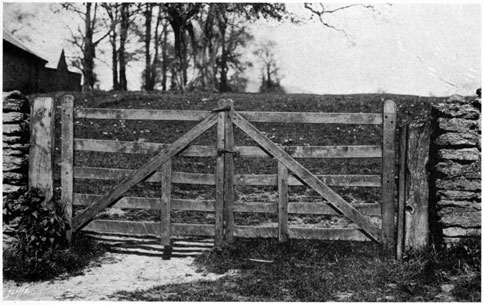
[2,1,482,96]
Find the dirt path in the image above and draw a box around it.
[3,252,226,301]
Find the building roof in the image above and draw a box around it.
[3,30,48,63]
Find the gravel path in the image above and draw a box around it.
[3,252,225,301]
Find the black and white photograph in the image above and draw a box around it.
[2,1,481,302]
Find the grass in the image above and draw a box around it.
[3,233,107,282]
[110,237,480,302]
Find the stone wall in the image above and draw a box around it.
[431,95,481,245]
[3,91,30,221]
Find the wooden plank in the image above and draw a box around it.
[288,227,370,241]
[232,110,382,242]
[74,167,216,185]
[278,162,289,243]
[74,194,215,211]
[82,220,214,237]
[72,111,218,231]
[74,138,381,159]
[238,111,382,124]
[232,201,381,216]
[396,124,407,260]
[75,166,380,187]
[381,100,396,248]
[75,108,211,121]
[29,97,55,207]
[215,105,225,247]
[160,159,172,245]
[223,100,235,243]
[404,122,431,250]
[60,96,74,242]
[74,139,216,157]
[233,226,370,241]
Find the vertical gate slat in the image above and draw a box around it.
[60,95,74,242]
[382,100,397,248]
[160,159,172,253]
[278,162,289,243]
[223,100,235,243]
[215,107,225,247]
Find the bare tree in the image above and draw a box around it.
[254,40,283,93]
[63,3,111,91]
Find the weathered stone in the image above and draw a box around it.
[435,160,481,179]
[438,190,481,200]
[436,177,481,191]
[439,212,481,228]
[447,94,467,103]
[3,184,22,194]
[3,124,24,135]
[2,149,25,156]
[443,227,481,237]
[434,103,480,119]
[438,148,480,161]
[3,111,28,124]
[435,132,479,146]
[3,155,27,172]
[437,200,481,211]
[3,172,26,184]
[438,118,478,132]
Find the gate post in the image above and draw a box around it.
[223,100,235,243]
[29,97,55,207]
[382,100,396,249]
[60,95,74,242]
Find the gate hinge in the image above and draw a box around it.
[217,149,239,157]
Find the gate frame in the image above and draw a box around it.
[59,96,397,251]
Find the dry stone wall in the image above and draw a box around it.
[432,95,481,244]
[3,91,30,217]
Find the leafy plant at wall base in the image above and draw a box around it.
[4,188,70,280]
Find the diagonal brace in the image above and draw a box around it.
[231,110,382,242]
[72,112,218,231]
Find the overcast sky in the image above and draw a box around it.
[2,2,481,96]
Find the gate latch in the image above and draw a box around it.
[211,106,231,113]
[217,149,239,157]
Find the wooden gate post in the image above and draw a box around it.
[29,97,55,207]
[223,99,235,243]
[382,100,396,249]
[215,104,226,247]
[278,162,289,243]
[396,124,408,259]
[404,122,430,250]
[60,95,74,242]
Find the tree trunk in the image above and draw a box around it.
[219,17,229,92]
[161,19,168,91]
[83,3,95,91]
[151,6,162,90]
[119,3,129,91]
[111,31,119,90]
[144,4,153,91]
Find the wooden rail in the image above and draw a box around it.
[74,139,382,159]
[73,166,381,187]
[75,108,382,124]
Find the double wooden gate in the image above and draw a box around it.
[61,97,396,252]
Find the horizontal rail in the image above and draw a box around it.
[74,194,381,216]
[234,225,370,241]
[81,220,370,241]
[74,167,381,187]
[75,139,382,159]
[74,108,382,124]
[75,108,211,121]
[82,219,214,237]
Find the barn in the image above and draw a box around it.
[2,30,81,94]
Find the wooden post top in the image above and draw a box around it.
[384,100,396,113]
[218,99,234,108]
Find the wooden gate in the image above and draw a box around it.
[60,97,396,252]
